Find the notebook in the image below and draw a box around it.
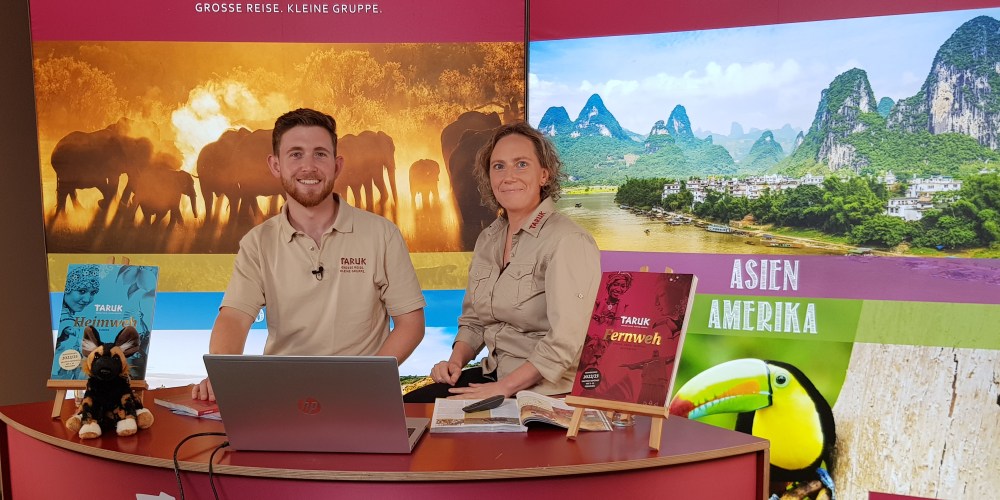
[203,354,429,453]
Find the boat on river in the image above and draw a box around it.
[705,224,733,233]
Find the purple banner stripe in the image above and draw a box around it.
[600,251,1000,305]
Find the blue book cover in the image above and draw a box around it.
[51,264,158,381]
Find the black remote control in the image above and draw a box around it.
[461,394,506,413]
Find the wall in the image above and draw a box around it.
[0,0,57,406]
[0,2,54,498]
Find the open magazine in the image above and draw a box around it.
[430,390,612,433]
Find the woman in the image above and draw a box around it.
[592,271,632,325]
[51,265,101,379]
[405,122,601,402]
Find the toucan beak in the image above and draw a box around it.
[669,358,773,419]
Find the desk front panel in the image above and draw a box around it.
[1,387,769,498]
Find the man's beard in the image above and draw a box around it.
[282,176,335,207]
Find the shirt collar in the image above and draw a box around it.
[482,197,559,238]
[510,196,556,238]
[278,193,353,243]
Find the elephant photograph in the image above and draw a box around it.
[337,131,398,217]
[196,128,282,225]
[440,111,500,173]
[408,159,441,209]
[50,120,154,215]
[32,40,525,255]
[441,111,503,250]
[131,153,198,225]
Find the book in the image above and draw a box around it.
[50,264,159,381]
[570,272,697,409]
[430,390,612,433]
[154,392,220,418]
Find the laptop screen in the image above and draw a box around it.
[203,355,428,453]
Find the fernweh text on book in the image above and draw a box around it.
[573,272,697,408]
[51,264,159,381]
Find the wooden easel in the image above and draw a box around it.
[565,395,670,451]
[565,264,675,451]
[48,256,148,419]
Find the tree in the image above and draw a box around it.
[775,184,825,227]
[615,177,667,208]
[833,345,1000,499]
[849,215,911,247]
[33,55,126,136]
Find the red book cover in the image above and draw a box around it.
[571,272,697,408]
[153,392,219,416]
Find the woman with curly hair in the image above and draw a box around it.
[406,123,601,402]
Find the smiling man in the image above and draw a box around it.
[194,108,425,401]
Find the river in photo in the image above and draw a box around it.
[556,191,843,256]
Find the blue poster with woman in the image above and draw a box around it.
[50,264,158,380]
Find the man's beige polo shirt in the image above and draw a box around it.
[221,195,426,355]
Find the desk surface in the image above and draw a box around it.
[1,386,768,482]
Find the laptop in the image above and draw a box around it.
[203,354,429,453]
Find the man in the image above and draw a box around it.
[621,350,674,407]
[193,108,425,401]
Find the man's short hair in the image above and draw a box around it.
[272,108,338,155]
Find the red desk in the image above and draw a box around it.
[1,387,769,499]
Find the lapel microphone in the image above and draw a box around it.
[311,265,324,281]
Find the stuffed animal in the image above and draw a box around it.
[65,326,154,439]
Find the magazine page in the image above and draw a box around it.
[429,398,527,433]
[515,391,612,431]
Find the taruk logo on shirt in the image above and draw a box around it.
[529,211,546,229]
[340,257,368,274]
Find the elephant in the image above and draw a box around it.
[196,128,282,223]
[231,128,283,220]
[131,153,198,225]
[408,159,440,209]
[336,131,398,214]
[50,121,154,214]
[196,128,245,222]
[440,111,500,172]
[448,128,499,250]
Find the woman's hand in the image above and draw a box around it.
[447,382,509,400]
[447,361,543,399]
[430,360,463,385]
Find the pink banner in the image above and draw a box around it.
[601,252,1000,305]
[529,0,1000,40]
[29,0,525,43]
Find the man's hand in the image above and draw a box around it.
[192,378,215,402]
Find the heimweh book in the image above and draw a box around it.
[51,264,158,381]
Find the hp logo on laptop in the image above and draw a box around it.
[298,398,322,415]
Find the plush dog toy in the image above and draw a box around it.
[65,326,154,439]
